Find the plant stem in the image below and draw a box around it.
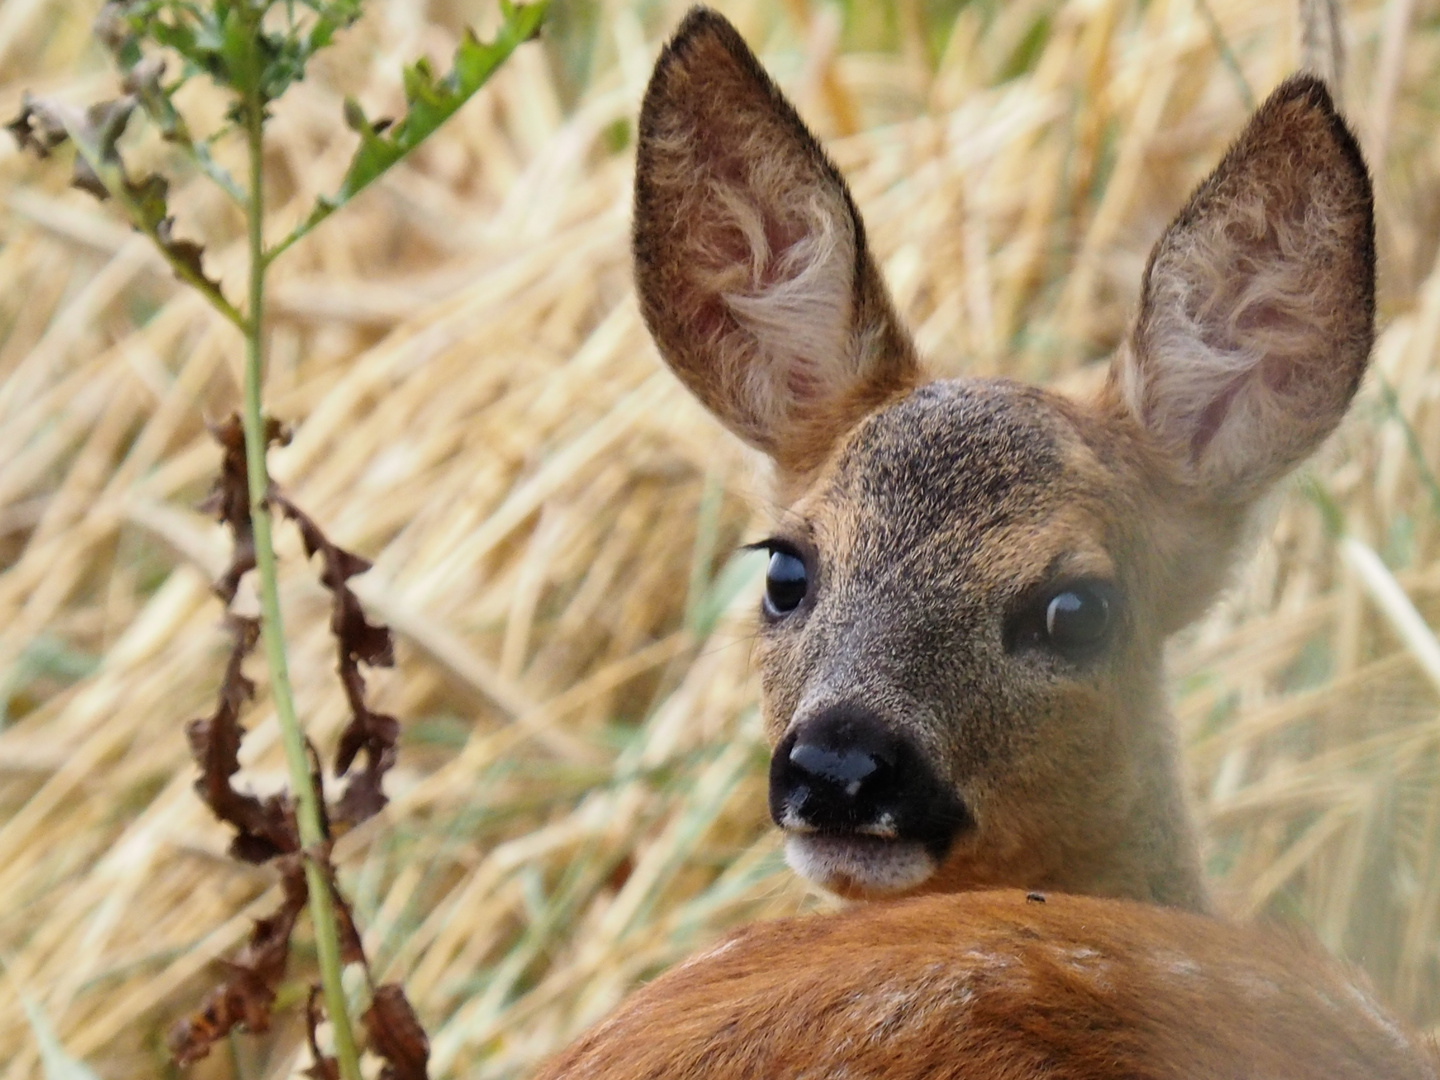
[239,63,363,1080]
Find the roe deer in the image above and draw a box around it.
[629,7,1376,914]
[534,8,1437,1079]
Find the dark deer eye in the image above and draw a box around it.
[763,549,809,616]
[1006,580,1118,663]
[1042,583,1115,658]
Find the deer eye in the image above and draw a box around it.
[762,549,809,617]
[1006,580,1118,663]
[1045,586,1113,654]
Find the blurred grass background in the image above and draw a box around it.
[2,0,1440,1075]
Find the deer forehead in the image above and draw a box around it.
[790,378,1122,594]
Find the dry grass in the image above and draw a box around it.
[2,0,1440,1075]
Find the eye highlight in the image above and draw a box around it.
[1006,580,1119,664]
[1045,586,1112,652]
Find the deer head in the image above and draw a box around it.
[634,8,1374,910]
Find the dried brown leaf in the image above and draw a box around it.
[201,415,287,603]
[271,490,401,831]
[184,614,300,863]
[93,2,135,58]
[6,93,88,158]
[6,94,135,199]
[168,856,308,1065]
[154,214,213,290]
[364,984,431,1080]
[314,847,368,967]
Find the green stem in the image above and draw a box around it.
[239,59,363,1080]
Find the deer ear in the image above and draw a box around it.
[633,8,919,477]
[1109,75,1375,501]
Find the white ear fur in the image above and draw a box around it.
[676,173,862,444]
[722,199,858,430]
[1115,75,1374,501]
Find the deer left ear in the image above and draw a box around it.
[633,8,919,479]
[1107,75,1375,502]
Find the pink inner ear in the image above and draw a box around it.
[681,204,825,394]
[1123,76,1373,493]
[761,214,807,284]
[1185,293,1319,462]
[785,364,824,402]
[1188,371,1249,461]
[689,294,730,344]
[677,120,822,348]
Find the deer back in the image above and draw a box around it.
[537,890,1436,1080]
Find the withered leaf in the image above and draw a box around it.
[201,415,255,603]
[93,2,137,61]
[7,94,138,199]
[202,414,288,604]
[364,984,431,1080]
[128,174,169,226]
[270,490,401,832]
[332,738,396,828]
[72,98,136,198]
[184,613,300,863]
[7,89,232,306]
[168,856,308,1065]
[154,214,215,289]
[6,92,79,157]
[274,492,393,664]
[187,419,302,864]
[120,55,165,102]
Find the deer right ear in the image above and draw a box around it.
[633,8,919,478]
[1107,75,1375,503]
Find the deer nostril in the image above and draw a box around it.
[789,743,879,796]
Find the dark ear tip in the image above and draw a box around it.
[637,7,753,187]
[1268,72,1337,114]
[646,7,747,90]
[669,6,736,46]
[1259,73,1372,198]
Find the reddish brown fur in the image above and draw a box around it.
[536,891,1438,1080]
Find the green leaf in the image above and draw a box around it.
[267,0,549,264]
[303,0,363,55]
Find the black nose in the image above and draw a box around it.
[769,705,974,857]
[769,707,906,834]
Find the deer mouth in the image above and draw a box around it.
[774,799,975,895]
[782,833,941,894]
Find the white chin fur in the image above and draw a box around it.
[784,834,937,893]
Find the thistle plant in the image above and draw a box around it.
[8,1,548,1075]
